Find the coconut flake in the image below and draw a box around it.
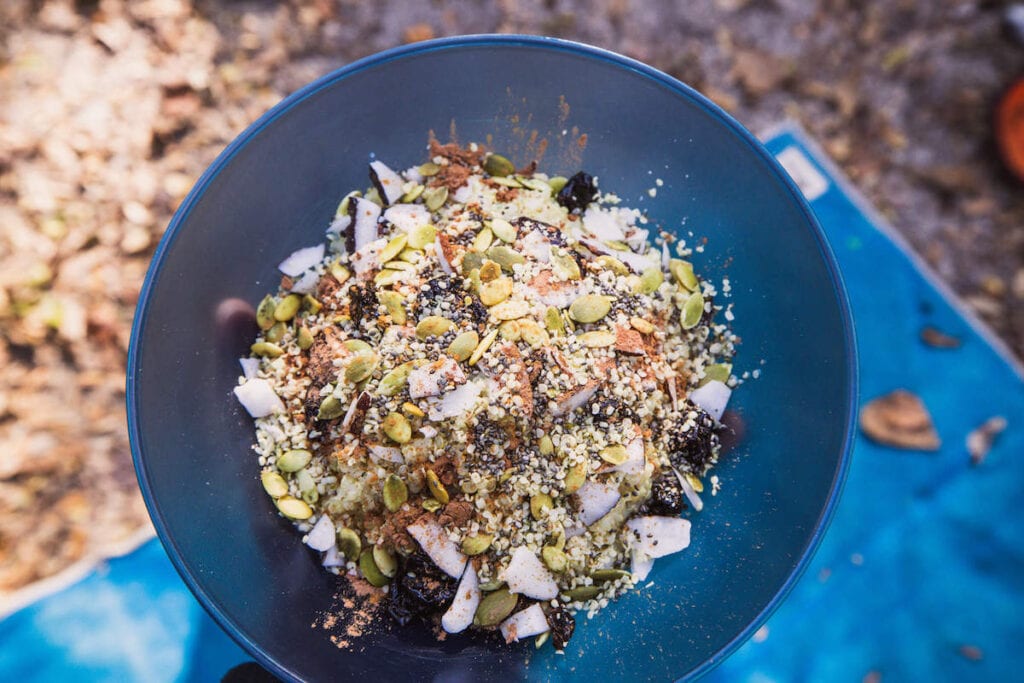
[661,240,670,271]
[552,381,600,417]
[612,437,646,475]
[369,160,405,205]
[631,547,655,581]
[674,467,704,512]
[327,213,351,237]
[304,515,336,552]
[289,269,319,295]
[408,357,466,399]
[368,445,404,465]
[351,238,384,278]
[427,380,485,421]
[500,604,550,643]
[442,562,480,634]
[690,380,731,421]
[582,206,626,242]
[383,203,431,233]
[233,379,285,418]
[521,230,552,263]
[575,481,621,526]
[502,547,559,600]
[349,197,381,253]
[579,238,655,274]
[239,357,259,380]
[434,235,453,275]
[322,544,346,568]
[340,391,371,435]
[626,516,691,558]
[278,244,325,277]
[624,227,649,253]
[407,518,467,578]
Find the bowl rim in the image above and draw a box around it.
[127,33,858,682]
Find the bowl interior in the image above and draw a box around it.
[129,37,854,682]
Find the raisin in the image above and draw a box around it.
[647,473,686,516]
[666,408,719,473]
[347,283,378,325]
[387,552,457,626]
[556,171,597,213]
[546,604,576,651]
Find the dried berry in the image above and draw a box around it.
[556,171,597,213]
[647,473,686,516]
[347,282,378,324]
[387,552,458,626]
[546,604,576,651]
[666,408,719,472]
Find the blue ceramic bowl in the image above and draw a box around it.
[128,35,855,682]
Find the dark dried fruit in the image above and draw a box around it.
[556,171,597,213]
[666,408,719,473]
[387,552,458,626]
[546,604,575,651]
[647,473,686,516]
[347,282,378,324]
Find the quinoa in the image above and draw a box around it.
[234,143,740,649]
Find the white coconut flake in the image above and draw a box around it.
[383,204,431,234]
[521,230,551,262]
[674,468,704,512]
[278,244,325,277]
[234,379,285,418]
[575,481,621,526]
[434,235,453,275]
[500,604,550,643]
[350,197,381,252]
[368,445,404,465]
[304,515,336,552]
[289,269,319,294]
[690,380,731,421]
[351,238,384,277]
[407,518,467,578]
[322,544,346,568]
[626,516,691,558]
[612,437,646,475]
[631,547,655,582]
[582,206,626,242]
[502,546,559,600]
[239,358,259,380]
[552,382,600,417]
[427,380,485,421]
[408,357,466,399]
[442,562,480,634]
[369,160,405,205]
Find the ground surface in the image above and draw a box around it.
[1,0,1021,596]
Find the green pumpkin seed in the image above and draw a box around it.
[398,247,423,263]
[478,260,502,282]
[329,260,351,284]
[685,472,704,493]
[382,474,408,512]
[251,342,284,358]
[364,187,383,206]
[296,468,318,504]
[472,227,495,254]
[681,291,705,329]
[264,321,287,343]
[483,153,515,177]
[535,632,550,649]
[274,294,301,321]
[544,306,565,335]
[423,186,448,212]
[317,395,344,420]
[538,435,554,456]
[379,234,408,264]
[373,545,397,577]
[407,224,437,250]
[598,445,628,465]
[345,353,379,383]
[595,255,630,276]
[630,316,655,334]
[418,162,441,177]
[461,250,485,275]
[260,471,288,498]
[277,449,312,473]
[359,548,391,587]
[375,267,406,288]
[519,320,548,347]
[569,294,612,323]
[578,330,615,348]
[402,402,424,417]
[486,245,526,271]
[499,467,515,484]
[701,363,732,386]
[606,240,630,252]
[382,412,412,444]
[382,260,415,272]
[401,183,425,203]
[425,469,449,504]
[489,217,517,243]
[635,267,664,295]
[275,496,313,520]
[448,330,480,361]
[461,533,494,556]
[416,315,454,339]
[478,579,506,592]
[338,527,361,560]
[490,300,530,321]
[530,492,554,520]
[473,588,518,627]
[422,498,442,512]
[548,176,568,194]
[564,460,587,494]
[378,290,407,325]
[498,320,521,341]
[591,568,631,583]
[302,294,322,314]
[542,546,568,572]
[256,295,277,330]
[518,176,552,193]
[564,585,602,601]
[343,338,372,353]
[378,362,414,396]
[550,248,581,280]
[469,329,499,366]
[479,277,513,306]
[669,259,699,291]
[490,175,522,188]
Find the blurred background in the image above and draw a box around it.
[1,0,1022,673]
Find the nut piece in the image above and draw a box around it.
[425,468,450,504]
[578,330,615,348]
[382,474,408,512]
[469,329,499,365]
[383,412,412,444]
[629,316,655,334]
[479,260,502,283]
[569,294,612,323]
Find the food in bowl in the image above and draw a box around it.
[233,140,738,650]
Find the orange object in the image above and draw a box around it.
[997,77,1024,182]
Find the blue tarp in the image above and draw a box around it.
[2,126,1021,682]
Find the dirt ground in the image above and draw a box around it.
[1,0,1021,596]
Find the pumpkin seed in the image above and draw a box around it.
[461,250,485,275]
[701,363,732,386]
[564,460,587,494]
[550,248,581,280]
[490,300,530,321]
[478,579,506,592]
[416,315,454,338]
[635,267,664,295]
[564,585,602,601]
[578,330,615,348]
[448,330,479,361]
[461,533,494,556]
[544,306,565,334]
[251,342,283,358]
[377,290,407,325]
[402,226,433,252]
[569,294,612,323]
[317,395,344,420]
[382,474,408,512]
[423,186,448,212]
[378,362,414,396]
[335,191,357,217]
[669,258,699,291]
[490,175,522,188]
[684,472,704,493]
[499,467,515,484]
[630,316,655,334]
[539,435,554,456]
[364,186,382,206]
[425,469,449,504]
[548,176,568,194]
[418,162,441,177]
[401,183,425,203]
[256,295,277,330]
[275,496,312,520]
[486,245,526,271]
[469,329,499,365]
[478,260,502,282]
[595,255,630,276]
[530,492,554,520]
[345,340,374,355]
[473,588,517,627]
[338,527,361,560]
[260,471,288,498]
[472,227,494,253]
[606,240,630,252]
[296,468,318,504]
[535,632,550,649]
[373,544,397,577]
[518,176,552,193]
[681,291,705,329]
[402,402,424,417]
[273,294,301,322]
[379,234,408,264]
[376,268,407,287]
[483,153,515,177]
[422,498,442,512]
[329,260,351,284]
[498,320,522,341]
[345,353,379,383]
[277,449,312,472]
[383,412,412,444]
[359,548,391,587]
[489,217,517,243]
[598,445,628,465]
[518,319,548,347]
[265,321,287,343]
[591,568,630,583]
[302,294,322,314]
[398,247,423,263]
[542,546,568,572]
[479,277,513,306]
